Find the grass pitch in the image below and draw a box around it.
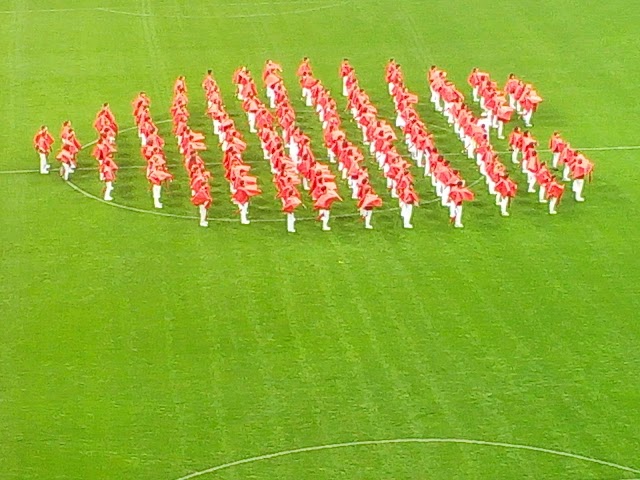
[1,1,640,479]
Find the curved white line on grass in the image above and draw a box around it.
[173,437,640,480]
[94,1,350,20]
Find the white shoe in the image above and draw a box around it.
[404,224,413,229]
[454,223,464,228]
[365,224,373,230]
[200,220,209,227]
[287,228,296,233]
[498,135,505,140]
[154,202,163,209]
[241,219,251,225]
[539,199,548,203]
[104,195,113,202]
[549,210,557,215]
[576,197,585,202]
[501,212,510,217]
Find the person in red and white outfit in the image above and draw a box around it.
[34,126,54,174]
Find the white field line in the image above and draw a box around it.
[172,437,640,480]
[0,2,350,18]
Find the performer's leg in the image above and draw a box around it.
[152,184,163,208]
[287,212,296,233]
[454,205,464,228]
[538,185,547,203]
[199,205,209,227]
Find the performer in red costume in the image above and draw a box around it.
[34,126,54,174]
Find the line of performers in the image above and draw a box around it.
[509,129,594,211]
[384,60,478,225]
[33,61,595,225]
[234,62,345,231]
[467,68,542,128]
[295,59,385,229]
[33,123,82,179]
[171,76,217,227]
[133,92,174,209]
[90,103,119,201]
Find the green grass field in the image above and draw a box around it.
[2,1,640,478]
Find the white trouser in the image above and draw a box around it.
[248,112,256,133]
[152,184,162,208]
[199,204,209,226]
[511,149,519,164]
[499,195,510,216]
[453,204,463,227]
[39,153,50,174]
[527,173,536,192]
[552,152,560,169]
[431,88,442,111]
[523,110,533,126]
[549,197,558,214]
[361,209,373,229]
[320,209,331,230]
[573,179,585,200]
[62,163,72,180]
[342,77,348,97]
[266,86,275,105]
[104,181,114,201]
[400,202,413,228]
[287,212,296,232]
[538,185,547,202]
[239,202,250,224]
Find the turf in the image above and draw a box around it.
[1,1,639,479]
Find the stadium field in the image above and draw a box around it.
[1,0,639,478]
